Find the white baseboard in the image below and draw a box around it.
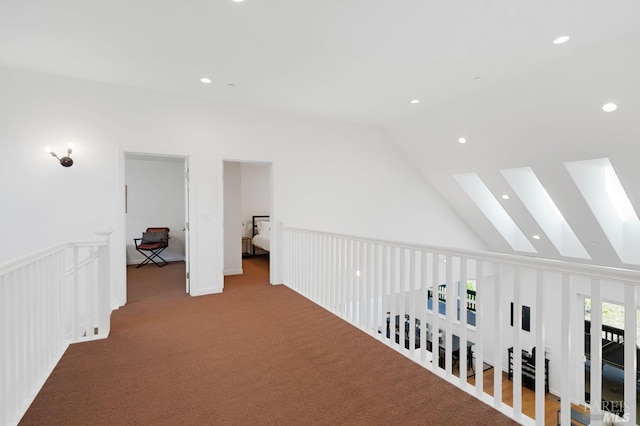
[190,287,223,297]
[223,268,243,276]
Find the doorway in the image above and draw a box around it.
[124,153,190,301]
[222,160,273,281]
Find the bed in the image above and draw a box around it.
[251,215,270,254]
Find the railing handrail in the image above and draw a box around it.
[0,239,108,276]
[283,226,640,284]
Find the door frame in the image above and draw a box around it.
[115,148,191,307]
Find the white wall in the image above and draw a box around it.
[125,156,186,265]
[223,161,242,275]
[0,66,486,308]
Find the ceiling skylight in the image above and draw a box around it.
[605,167,636,221]
[565,158,640,265]
[501,167,590,259]
[455,173,536,253]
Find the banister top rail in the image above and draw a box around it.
[68,239,109,248]
[283,226,640,285]
[0,239,108,275]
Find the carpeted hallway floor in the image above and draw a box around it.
[19,256,516,425]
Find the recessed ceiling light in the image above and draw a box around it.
[501,194,510,200]
[232,0,244,2]
[200,77,212,84]
[553,36,570,45]
[602,102,618,112]
[410,99,420,104]
[458,137,467,144]
[532,234,541,240]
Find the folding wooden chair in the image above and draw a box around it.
[134,227,170,268]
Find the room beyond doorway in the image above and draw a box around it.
[124,152,190,300]
[222,160,273,280]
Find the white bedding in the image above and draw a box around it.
[252,234,270,252]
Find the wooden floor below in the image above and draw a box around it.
[466,367,561,425]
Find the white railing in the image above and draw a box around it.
[281,226,640,426]
[0,235,111,426]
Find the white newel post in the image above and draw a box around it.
[95,230,112,338]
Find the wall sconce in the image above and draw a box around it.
[44,143,74,167]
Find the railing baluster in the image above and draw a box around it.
[512,266,522,420]
[362,241,367,329]
[399,247,406,352]
[17,266,27,406]
[332,236,338,313]
[590,277,603,422]
[354,240,361,325]
[445,254,453,377]
[389,246,397,349]
[419,250,428,366]
[559,273,571,426]
[342,237,347,317]
[624,283,637,424]
[5,271,16,421]
[373,244,381,343]
[493,263,503,410]
[534,269,545,425]
[319,235,325,307]
[460,256,468,388]
[409,249,417,357]
[348,239,354,321]
[0,274,7,421]
[432,251,440,370]
[475,260,484,398]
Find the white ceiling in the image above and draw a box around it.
[1,0,637,125]
[2,0,640,267]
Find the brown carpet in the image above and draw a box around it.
[20,257,516,425]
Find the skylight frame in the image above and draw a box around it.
[455,173,537,253]
[501,167,590,259]
[565,158,640,265]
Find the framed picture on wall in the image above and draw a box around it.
[510,302,531,332]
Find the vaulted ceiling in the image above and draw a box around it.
[2,1,639,268]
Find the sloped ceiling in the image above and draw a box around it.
[386,29,640,269]
[2,1,640,268]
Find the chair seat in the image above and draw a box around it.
[136,242,166,250]
[134,227,170,268]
